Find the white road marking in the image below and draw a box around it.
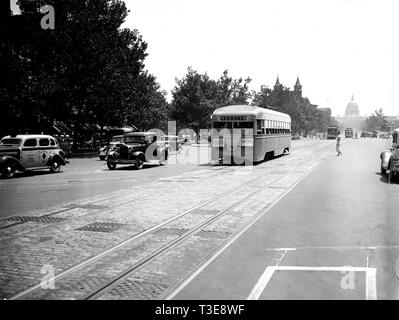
[165,157,324,300]
[265,245,393,251]
[247,267,275,300]
[366,267,377,300]
[247,266,378,300]
[274,250,288,266]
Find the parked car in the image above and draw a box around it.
[98,135,124,160]
[380,128,399,184]
[361,131,372,138]
[159,135,183,153]
[0,134,67,178]
[291,134,300,140]
[105,132,168,170]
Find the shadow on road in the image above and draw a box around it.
[0,169,63,180]
[376,172,398,184]
[198,153,288,167]
[106,164,161,171]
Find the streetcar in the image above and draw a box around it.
[210,105,291,165]
[327,126,341,140]
[345,128,354,138]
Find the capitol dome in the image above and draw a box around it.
[345,94,360,116]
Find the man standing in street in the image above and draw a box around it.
[336,136,342,156]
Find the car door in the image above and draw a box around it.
[38,138,51,166]
[21,138,40,168]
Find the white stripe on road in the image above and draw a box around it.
[265,245,393,251]
[247,266,378,300]
[247,267,276,300]
[165,155,324,300]
[366,267,377,300]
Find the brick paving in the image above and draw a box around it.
[0,140,333,299]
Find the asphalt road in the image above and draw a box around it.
[172,137,399,300]
[0,147,202,218]
[0,141,324,219]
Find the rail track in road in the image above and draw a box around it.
[9,166,274,300]
[5,141,334,300]
[0,166,232,234]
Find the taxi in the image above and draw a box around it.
[0,134,67,178]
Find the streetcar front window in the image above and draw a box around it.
[213,122,232,129]
[213,121,253,129]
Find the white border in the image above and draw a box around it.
[247,266,377,300]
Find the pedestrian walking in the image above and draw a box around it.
[336,136,342,156]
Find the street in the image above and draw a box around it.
[172,137,399,300]
[0,146,204,218]
[0,138,398,300]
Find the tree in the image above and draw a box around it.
[170,67,218,135]
[252,83,336,135]
[363,108,389,132]
[169,68,252,136]
[1,0,167,148]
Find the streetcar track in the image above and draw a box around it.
[7,145,332,300]
[0,167,232,231]
[0,194,150,240]
[82,188,263,300]
[0,193,149,231]
[9,172,274,300]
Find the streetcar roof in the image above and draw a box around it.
[212,105,291,121]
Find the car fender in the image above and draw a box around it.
[47,153,66,166]
[0,156,25,171]
[132,151,145,160]
[380,151,392,169]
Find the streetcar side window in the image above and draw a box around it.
[256,120,262,134]
[261,120,266,134]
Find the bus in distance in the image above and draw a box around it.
[211,105,291,165]
[345,128,354,138]
[327,126,341,140]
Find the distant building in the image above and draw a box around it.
[274,76,306,99]
[334,94,366,131]
[345,94,360,116]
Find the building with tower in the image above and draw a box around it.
[345,94,360,116]
[334,94,366,131]
[274,76,304,98]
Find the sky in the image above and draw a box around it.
[122,0,399,116]
[10,0,399,117]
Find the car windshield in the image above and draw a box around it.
[125,135,145,143]
[111,136,123,142]
[0,138,22,146]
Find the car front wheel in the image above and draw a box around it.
[107,162,117,170]
[50,160,61,173]
[135,156,144,170]
[1,164,16,178]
